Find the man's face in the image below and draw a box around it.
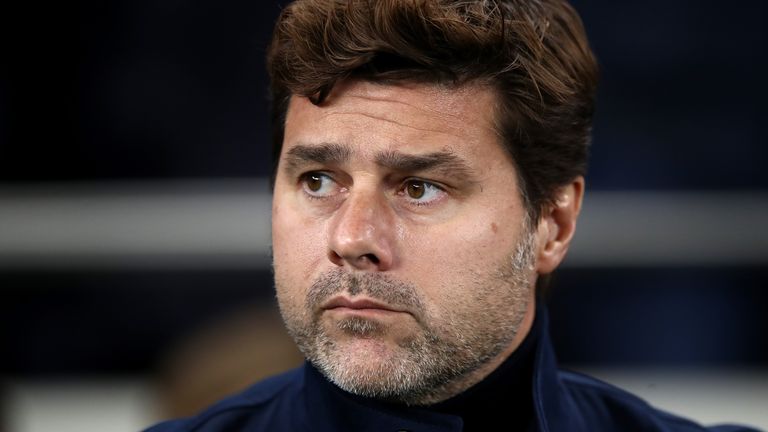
[272,80,538,405]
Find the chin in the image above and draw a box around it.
[319,352,415,399]
[311,332,422,396]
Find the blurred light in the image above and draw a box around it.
[0,180,766,269]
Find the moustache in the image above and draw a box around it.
[306,269,425,315]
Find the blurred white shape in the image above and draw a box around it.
[0,180,766,269]
[570,191,768,267]
[0,179,271,269]
[3,379,159,432]
[574,367,768,430]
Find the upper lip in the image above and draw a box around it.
[322,296,405,313]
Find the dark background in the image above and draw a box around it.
[1,0,766,378]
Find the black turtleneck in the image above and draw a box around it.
[427,309,541,432]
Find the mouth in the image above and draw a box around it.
[321,296,408,316]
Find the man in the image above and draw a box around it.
[147,0,761,431]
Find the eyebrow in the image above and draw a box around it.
[375,149,476,179]
[283,143,352,172]
[283,142,477,180]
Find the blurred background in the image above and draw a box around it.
[1,0,766,431]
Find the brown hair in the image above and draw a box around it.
[267,0,598,222]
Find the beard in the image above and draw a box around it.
[275,229,536,406]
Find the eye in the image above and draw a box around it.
[300,172,336,198]
[401,180,444,205]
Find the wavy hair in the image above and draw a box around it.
[267,0,598,222]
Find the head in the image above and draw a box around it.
[268,0,597,405]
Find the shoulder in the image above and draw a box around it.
[557,370,762,432]
[143,367,305,432]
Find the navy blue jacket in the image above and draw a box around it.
[146,308,761,432]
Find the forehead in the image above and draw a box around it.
[281,80,505,162]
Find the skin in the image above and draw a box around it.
[271,79,583,405]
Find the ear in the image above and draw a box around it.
[534,177,584,274]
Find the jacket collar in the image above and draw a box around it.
[531,305,585,432]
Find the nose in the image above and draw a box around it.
[327,190,395,271]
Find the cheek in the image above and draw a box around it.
[400,219,499,293]
[403,208,525,300]
[418,216,514,262]
[272,202,328,283]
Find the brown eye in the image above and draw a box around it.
[402,180,444,205]
[306,174,323,192]
[406,181,425,199]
